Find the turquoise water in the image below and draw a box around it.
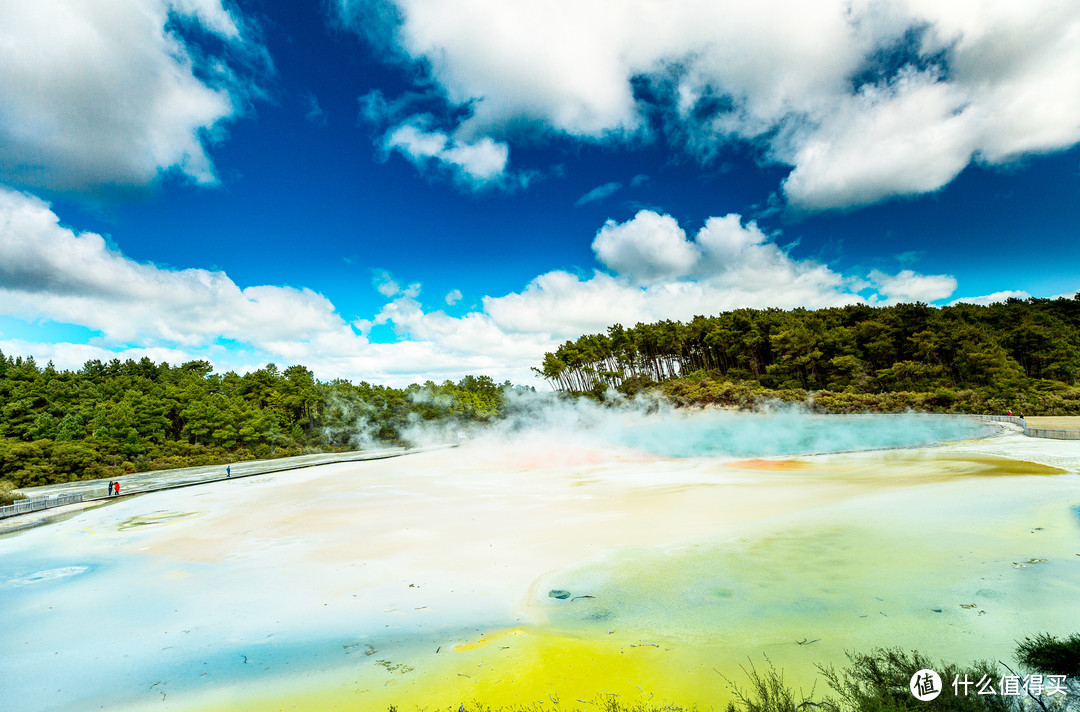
[610,412,991,457]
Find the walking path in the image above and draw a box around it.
[1,446,449,529]
[964,414,1080,440]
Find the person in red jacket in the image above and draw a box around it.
[114,481,120,496]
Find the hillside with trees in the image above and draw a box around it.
[535,296,1080,414]
[0,355,517,491]
[5,296,1080,495]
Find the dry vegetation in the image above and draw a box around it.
[1024,416,1080,430]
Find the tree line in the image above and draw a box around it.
[0,354,522,491]
[5,295,1080,494]
[535,296,1080,413]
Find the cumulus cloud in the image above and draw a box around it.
[0,0,261,194]
[588,209,860,301]
[0,189,542,385]
[0,190,964,386]
[592,211,699,283]
[917,0,1080,164]
[0,188,349,346]
[445,289,463,305]
[345,210,957,370]
[868,269,958,305]
[483,211,869,339]
[781,70,977,210]
[339,0,1080,210]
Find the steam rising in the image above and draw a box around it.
[396,389,992,458]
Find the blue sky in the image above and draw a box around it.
[1,0,1078,385]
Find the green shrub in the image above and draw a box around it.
[725,649,1034,712]
[723,657,814,712]
[0,479,26,506]
[1016,633,1080,678]
[818,648,1010,712]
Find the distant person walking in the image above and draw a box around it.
[113,481,120,496]
[106,481,114,497]
[226,466,231,478]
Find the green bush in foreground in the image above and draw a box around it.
[1016,633,1080,678]
[816,648,1009,711]
[723,656,813,712]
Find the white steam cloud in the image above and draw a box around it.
[392,389,992,460]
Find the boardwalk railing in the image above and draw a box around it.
[0,493,84,520]
[962,414,1080,440]
[4,446,433,522]
[964,414,1028,426]
[1024,428,1080,440]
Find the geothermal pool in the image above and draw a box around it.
[1,413,1078,712]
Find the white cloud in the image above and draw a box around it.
[909,0,1080,164]
[0,0,259,194]
[384,121,509,186]
[949,290,1031,306]
[868,269,958,305]
[575,181,622,206]
[372,270,401,297]
[592,211,699,283]
[0,189,551,385]
[341,0,1080,210]
[483,210,899,340]
[0,339,203,371]
[445,289,463,305]
[781,70,977,210]
[483,270,646,338]
[0,188,350,347]
[0,190,968,386]
[168,0,240,38]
